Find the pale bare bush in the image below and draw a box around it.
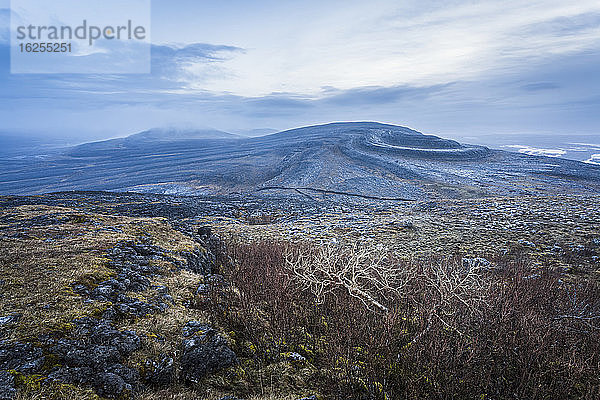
[285,243,492,345]
[285,243,414,312]
[409,259,492,344]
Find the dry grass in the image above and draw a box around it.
[138,386,302,400]
[14,381,101,400]
[120,269,211,365]
[1,204,311,400]
[0,205,197,341]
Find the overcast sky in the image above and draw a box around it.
[0,0,599,142]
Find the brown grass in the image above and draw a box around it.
[0,205,197,341]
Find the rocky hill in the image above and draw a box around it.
[1,122,599,198]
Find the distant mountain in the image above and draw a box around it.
[234,128,279,137]
[1,122,599,198]
[270,122,489,158]
[129,128,238,141]
[68,128,239,157]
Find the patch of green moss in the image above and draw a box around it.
[78,268,116,289]
[10,370,104,399]
[10,370,47,391]
[69,214,91,224]
[41,352,63,372]
[89,302,112,318]
[45,382,104,400]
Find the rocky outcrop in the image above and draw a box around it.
[180,321,237,384]
[72,241,178,319]
[141,355,174,387]
[46,317,141,398]
[0,342,44,374]
[0,231,237,399]
[0,342,44,400]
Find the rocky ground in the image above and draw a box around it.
[201,194,600,275]
[0,196,322,399]
[0,191,599,399]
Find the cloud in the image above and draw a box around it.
[321,84,453,106]
[187,0,600,96]
[0,41,244,100]
[244,95,312,110]
[150,43,244,86]
[520,82,560,91]
[0,8,10,44]
[1,1,600,139]
[152,43,243,61]
[520,11,600,37]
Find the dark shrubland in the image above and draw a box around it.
[209,240,600,399]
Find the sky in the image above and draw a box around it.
[0,0,599,148]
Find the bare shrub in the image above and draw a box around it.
[209,240,600,400]
[285,243,414,312]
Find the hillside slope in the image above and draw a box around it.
[1,122,599,198]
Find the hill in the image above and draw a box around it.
[68,128,239,156]
[1,122,599,198]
